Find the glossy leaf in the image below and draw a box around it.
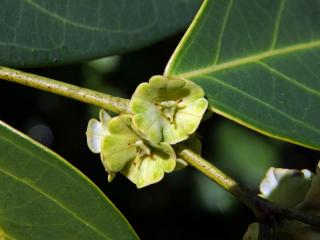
[0,121,138,240]
[0,0,200,67]
[165,0,320,149]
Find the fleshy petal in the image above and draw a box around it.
[122,142,176,188]
[149,75,185,90]
[178,80,205,106]
[99,151,117,181]
[175,98,208,136]
[136,156,165,188]
[161,98,207,144]
[130,87,155,113]
[86,119,103,153]
[132,112,163,144]
[101,134,138,172]
[108,114,133,134]
[157,142,176,173]
[131,82,157,104]
[86,110,111,153]
[259,167,313,208]
[99,109,111,131]
[101,115,139,172]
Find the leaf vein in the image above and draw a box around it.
[24,0,156,34]
[213,0,234,65]
[202,75,320,134]
[177,40,320,78]
[270,0,286,50]
[257,61,320,97]
[0,166,111,240]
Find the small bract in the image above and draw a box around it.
[130,75,208,145]
[86,110,176,188]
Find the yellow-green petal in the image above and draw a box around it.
[132,111,163,144]
[101,135,138,172]
[149,75,185,90]
[100,115,139,172]
[157,142,176,173]
[99,109,111,129]
[121,142,176,188]
[177,80,205,106]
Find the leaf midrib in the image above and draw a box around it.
[175,40,320,78]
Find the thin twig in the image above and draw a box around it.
[0,66,131,114]
[177,147,320,228]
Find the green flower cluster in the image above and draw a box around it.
[86,76,208,188]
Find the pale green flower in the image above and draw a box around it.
[130,75,208,145]
[87,111,176,188]
[243,165,320,240]
[259,167,313,208]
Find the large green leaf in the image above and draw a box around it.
[165,0,320,150]
[0,121,138,239]
[0,0,200,67]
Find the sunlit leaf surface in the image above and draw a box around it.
[166,0,320,150]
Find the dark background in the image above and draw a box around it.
[1,34,319,239]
